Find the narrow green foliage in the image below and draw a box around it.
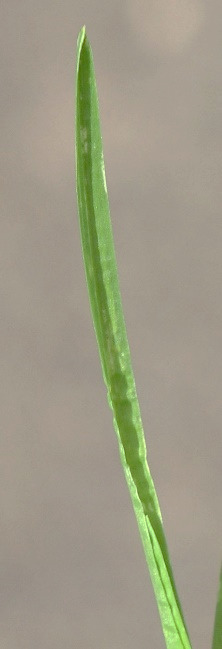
[75,26,192,649]
[212,564,222,649]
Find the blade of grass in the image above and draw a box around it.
[75,25,192,649]
[212,563,222,649]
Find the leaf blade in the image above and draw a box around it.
[212,563,222,649]
[75,27,192,649]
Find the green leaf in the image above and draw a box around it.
[212,563,222,649]
[75,25,192,649]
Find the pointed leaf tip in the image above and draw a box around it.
[77,25,86,52]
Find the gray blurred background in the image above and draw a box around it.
[1,2,222,648]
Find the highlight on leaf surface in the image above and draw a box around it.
[75,25,193,649]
